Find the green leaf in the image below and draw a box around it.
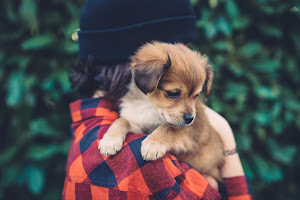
[236,133,252,151]
[0,146,19,167]
[232,16,250,29]
[216,16,232,36]
[286,57,296,72]
[253,59,280,73]
[252,155,283,182]
[228,63,244,77]
[261,5,275,14]
[27,145,57,161]
[57,140,71,154]
[214,55,226,66]
[271,120,284,135]
[284,111,294,124]
[6,72,24,107]
[24,92,37,107]
[259,25,283,38]
[242,160,255,180]
[239,42,261,57]
[224,82,248,99]
[284,99,300,112]
[213,41,233,51]
[42,78,55,91]
[254,112,270,126]
[24,166,45,195]
[29,118,55,137]
[22,35,55,50]
[256,127,267,141]
[19,57,31,69]
[267,139,297,164]
[61,41,79,54]
[273,146,297,164]
[255,86,277,100]
[210,98,223,113]
[56,70,71,92]
[271,102,282,118]
[19,0,38,32]
[23,75,37,90]
[203,23,217,39]
[225,0,239,18]
[5,1,19,23]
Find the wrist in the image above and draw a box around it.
[221,153,245,178]
[223,143,236,151]
[223,148,238,156]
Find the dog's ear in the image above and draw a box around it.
[131,54,171,94]
[204,65,214,100]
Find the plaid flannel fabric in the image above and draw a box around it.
[62,98,221,199]
[63,98,252,199]
[222,176,252,200]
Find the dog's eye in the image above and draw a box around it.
[166,91,180,99]
[194,94,199,99]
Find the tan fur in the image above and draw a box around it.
[99,41,224,181]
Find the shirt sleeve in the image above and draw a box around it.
[221,176,252,200]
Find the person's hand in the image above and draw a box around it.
[203,175,219,191]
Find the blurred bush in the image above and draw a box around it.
[0,0,82,199]
[191,0,300,199]
[0,0,299,199]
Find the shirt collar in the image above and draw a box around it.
[69,98,118,123]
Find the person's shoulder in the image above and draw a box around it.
[202,104,237,149]
[202,104,234,137]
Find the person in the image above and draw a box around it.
[62,0,252,199]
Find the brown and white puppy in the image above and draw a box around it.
[98,42,224,180]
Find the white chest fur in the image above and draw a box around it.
[119,81,163,134]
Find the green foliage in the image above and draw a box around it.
[0,0,299,199]
[192,0,300,199]
[0,0,81,199]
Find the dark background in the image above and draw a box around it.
[1,0,300,199]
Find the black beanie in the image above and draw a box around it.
[79,0,197,64]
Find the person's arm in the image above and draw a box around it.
[204,105,244,178]
[203,105,252,199]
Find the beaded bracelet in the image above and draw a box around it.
[223,148,238,156]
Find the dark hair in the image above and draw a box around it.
[69,56,132,110]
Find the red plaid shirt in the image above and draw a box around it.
[62,98,251,200]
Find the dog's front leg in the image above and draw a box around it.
[141,123,172,161]
[98,118,132,156]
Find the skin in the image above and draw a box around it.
[94,90,245,191]
[203,104,245,190]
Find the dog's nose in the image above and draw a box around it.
[184,114,194,124]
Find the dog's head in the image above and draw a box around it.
[131,42,213,127]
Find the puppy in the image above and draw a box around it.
[98,42,224,180]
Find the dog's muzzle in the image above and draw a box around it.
[183,114,194,125]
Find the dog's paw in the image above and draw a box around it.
[141,137,167,161]
[98,136,124,157]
